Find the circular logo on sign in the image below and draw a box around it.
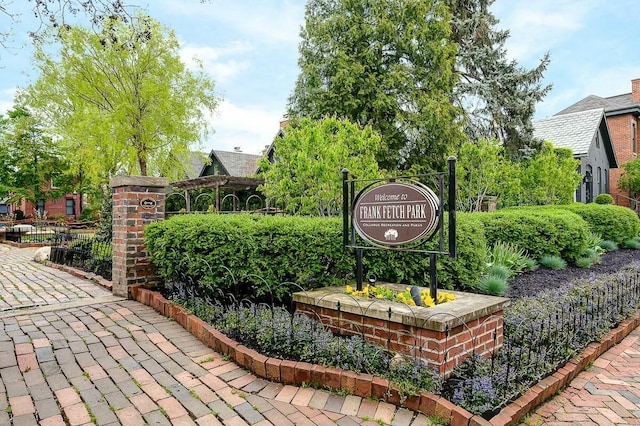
[140,198,157,209]
[353,182,439,247]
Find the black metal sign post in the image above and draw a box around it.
[342,157,457,300]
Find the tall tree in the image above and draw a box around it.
[449,0,551,158]
[258,117,382,215]
[20,15,218,187]
[288,0,465,173]
[0,106,73,204]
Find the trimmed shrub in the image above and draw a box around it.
[476,208,590,262]
[557,203,640,243]
[594,193,614,204]
[365,213,488,291]
[539,255,567,270]
[145,215,352,301]
[144,212,488,297]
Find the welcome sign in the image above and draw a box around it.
[352,182,439,247]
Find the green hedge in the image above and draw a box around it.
[144,215,351,301]
[144,213,487,298]
[556,203,640,243]
[363,213,487,291]
[476,208,590,262]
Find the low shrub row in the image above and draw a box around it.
[144,213,488,298]
[479,203,640,261]
[144,202,639,295]
[476,208,590,262]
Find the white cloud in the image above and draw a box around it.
[180,41,253,83]
[203,100,284,155]
[158,0,304,45]
[536,66,640,118]
[492,0,596,63]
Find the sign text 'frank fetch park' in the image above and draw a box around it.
[353,182,439,247]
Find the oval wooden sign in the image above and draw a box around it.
[353,182,439,247]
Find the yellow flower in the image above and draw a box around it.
[345,285,353,294]
[437,292,456,304]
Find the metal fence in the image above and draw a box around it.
[159,256,640,418]
[50,232,112,280]
[165,192,342,218]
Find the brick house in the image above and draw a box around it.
[11,189,83,221]
[533,108,618,203]
[554,78,640,206]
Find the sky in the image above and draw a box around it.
[0,0,639,156]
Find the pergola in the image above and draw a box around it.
[169,175,265,212]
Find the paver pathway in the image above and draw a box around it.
[527,327,640,426]
[0,246,433,426]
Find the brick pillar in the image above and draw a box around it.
[632,78,640,103]
[110,176,168,298]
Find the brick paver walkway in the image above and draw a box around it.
[528,327,640,425]
[0,247,432,426]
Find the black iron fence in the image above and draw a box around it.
[165,192,342,218]
[50,232,112,280]
[3,222,66,244]
[158,254,640,418]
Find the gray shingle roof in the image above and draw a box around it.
[184,152,208,179]
[212,150,262,177]
[555,93,636,116]
[533,108,605,156]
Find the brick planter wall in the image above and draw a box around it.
[294,286,508,378]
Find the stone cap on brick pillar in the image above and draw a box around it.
[109,175,169,188]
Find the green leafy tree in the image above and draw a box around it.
[258,117,382,215]
[501,142,581,206]
[619,158,640,207]
[0,106,74,204]
[455,138,516,211]
[20,15,218,188]
[288,0,465,173]
[448,0,551,158]
[455,140,581,210]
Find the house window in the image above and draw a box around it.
[66,199,75,216]
[597,167,602,194]
[596,133,600,148]
[36,199,45,216]
[633,122,637,154]
[605,169,609,192]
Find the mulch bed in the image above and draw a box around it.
[506,248,640,299]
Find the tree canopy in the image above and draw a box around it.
[0,106,74,204]
[288,0,465,173]
[19,15,219,188]
[455,139,581,210]
[449,0,551,158]
[258,117,382,215]
[619,158,640,205]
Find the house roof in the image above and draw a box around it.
[534,108,604,156]
[533,108,618,168]
[210,150,262,177]
[555,93,639,117]
[183,152,208,179]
